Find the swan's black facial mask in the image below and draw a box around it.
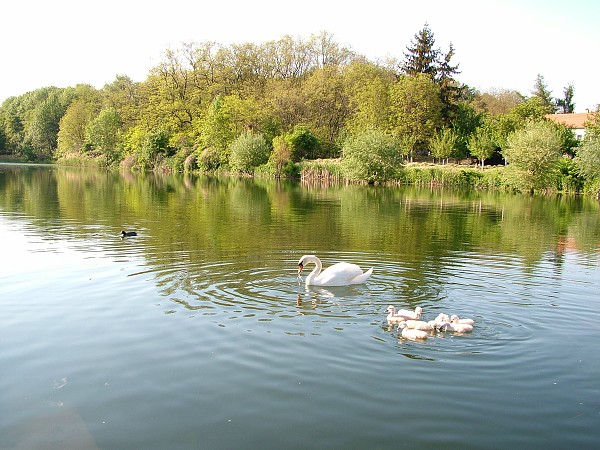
[298,262,304,273]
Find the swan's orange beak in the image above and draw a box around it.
[298,262,304,273]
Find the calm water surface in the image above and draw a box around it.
[1,164,600,449]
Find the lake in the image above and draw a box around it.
[1,163,599,449]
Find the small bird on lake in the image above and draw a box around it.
[386,306,407,324]
[450,314,475,326]
[434,312,450,324]
[437,320,473,333]
[398,322,429,340]
[120,230,137,238]
[404,319,435,331]
[386,305,423,321]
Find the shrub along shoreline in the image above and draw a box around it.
[47,153,598,196]
[297,159,504,189]
[295,158,597,196]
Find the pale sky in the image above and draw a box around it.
[2,0,599,112]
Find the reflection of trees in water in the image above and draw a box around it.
[2,165,599,277]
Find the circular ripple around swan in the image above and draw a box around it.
[127,246,570,362]
[139,250,396,324]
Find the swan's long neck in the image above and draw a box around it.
[304,257,322,285]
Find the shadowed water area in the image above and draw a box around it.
[1,164,600,449]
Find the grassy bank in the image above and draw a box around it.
[51,154,595,196]
[298,159,509,189]
[298,158,599,195]
[0,155,27,163]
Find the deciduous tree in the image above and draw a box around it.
[468,126,496,167]
[574,137,600,180]
[229,131,270,173]
[388,74,442,151]
[504,120,563,191]
[57,99,96,157]
[285,125,320,161]
[85,107,122,164]
[301,66,349,153]
[343,62,394,135]
[341,129,403,183]
[429,127,457,164]
[471,89,524,116]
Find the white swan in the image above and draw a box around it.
[450,314,475,326]
[398,322,429,340]
[386,305,423,321]
[298,255,373,286]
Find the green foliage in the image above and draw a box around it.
[574,138,600,180]
[388,74,442,151]
[85,107,122,164]
[195,95,237,155]
[56,99,97,158]
[102,75,140,128]
[429,127,457,163]
[300,66,349,152]
[483,114,518,152]
[196,147,224,172]
[341,129,403,183]
[467,126,496,166]
[552,121,579,156]
[398,134,417,161]
[0,120,6,153]
[229,131,270,173]
[510,97,554,123]
[343,62,393,134]
[555,83,575,114]
[450,102,483,157]
[396,164,508,189]
[0,87,75,160]
[123,126,173,170]
[298,159,343,181]
[286,125,320,161]
[269,135,292,176]
[584,109,600,140]
[471,89,524,116]
[402,23,440,77]
[555,157,584,192]
[504,120,563,192]
[27,91,70,159]
[483,102,561,166]
[159,148,194,173]
[530,74,556,113]
[0,32,598,194]
[402,24,463,125]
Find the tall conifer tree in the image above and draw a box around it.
[401,24,463,125]
[402,23,439,77]
[531,74,556,113]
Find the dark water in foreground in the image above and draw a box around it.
[1,164,600,449]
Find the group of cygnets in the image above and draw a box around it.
[386,305,475,340]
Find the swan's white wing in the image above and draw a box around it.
[349,267,373,284]
[316,262,368,286]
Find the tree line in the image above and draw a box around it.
[1,26,599,194]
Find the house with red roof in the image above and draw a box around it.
[545,113,593,141]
